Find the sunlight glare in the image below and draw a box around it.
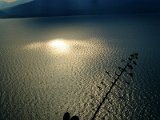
[48,39,69,53]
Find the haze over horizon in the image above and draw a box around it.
[0,0,32,9]
[0,0,160,18]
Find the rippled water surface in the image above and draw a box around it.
[0,15,160,120]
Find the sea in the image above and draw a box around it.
[0,14,160,120]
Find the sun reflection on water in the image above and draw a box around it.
[24,38,104,58]
[47,39,69,53]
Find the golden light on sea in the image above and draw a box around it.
[24,38,104,58]
[47,39,70,53]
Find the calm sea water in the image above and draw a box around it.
[0,14,160,120]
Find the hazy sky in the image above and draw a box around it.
[1,0,160,10]
[0,0,32,9]
[1,0,17,3]
[0,0,160,17]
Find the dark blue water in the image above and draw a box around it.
[0,14,160,120]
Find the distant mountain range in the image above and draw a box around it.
[1,0,160,18]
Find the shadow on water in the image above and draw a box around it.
[63,53,139,120]
[63,112,79,120]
